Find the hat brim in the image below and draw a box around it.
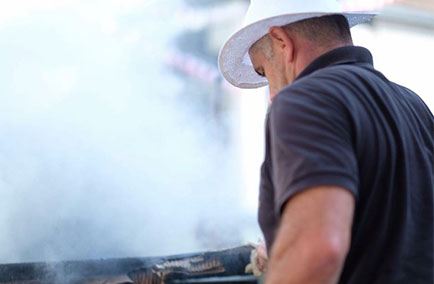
[218,12,377,89]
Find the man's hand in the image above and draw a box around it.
[245,241,268,277]
[265,186,355,284]
[255,242,268,273]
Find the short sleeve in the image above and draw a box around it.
[269,86,359,216]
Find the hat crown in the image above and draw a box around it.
[244,0,342,26]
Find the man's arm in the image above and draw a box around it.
[265,185,355,284]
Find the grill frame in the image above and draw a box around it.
[0,245,257,284]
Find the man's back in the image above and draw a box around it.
[327,62,434,283]
[259,46,434,283]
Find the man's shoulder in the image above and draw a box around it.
[301,62,373,86]
[279,63,368,97]
[274,61,407,112]
[272,65,362,112]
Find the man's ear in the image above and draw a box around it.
[268,26,294,63]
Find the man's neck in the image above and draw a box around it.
[294,42,353,80]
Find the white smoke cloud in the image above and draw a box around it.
[0,0,259,263]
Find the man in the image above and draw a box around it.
[218,0,433,283]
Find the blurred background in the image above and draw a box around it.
[0,0,432,264]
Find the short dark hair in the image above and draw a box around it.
[284,15,352,45]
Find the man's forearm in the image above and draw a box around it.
[264,186,354,284]
[265,227,347,284]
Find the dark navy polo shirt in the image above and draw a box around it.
[258,46,434,283]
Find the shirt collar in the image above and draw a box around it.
[295,46,374,82]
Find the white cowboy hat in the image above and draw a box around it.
[218,0,377,89]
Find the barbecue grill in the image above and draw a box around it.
[0,245,260,284]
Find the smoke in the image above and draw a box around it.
[0,0,259,263]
